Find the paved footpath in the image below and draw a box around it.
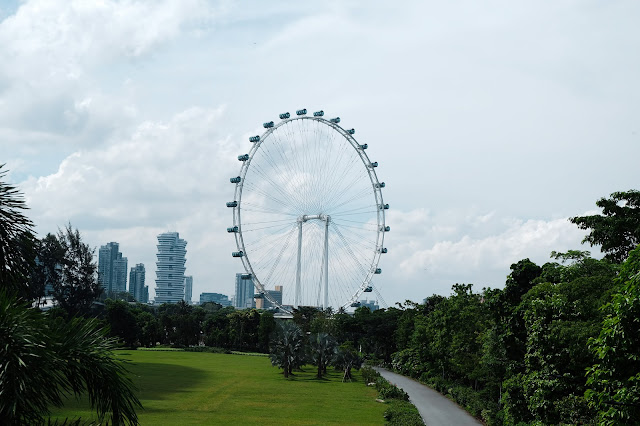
[373,367,481,426]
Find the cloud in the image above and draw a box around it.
[20,106,246,299]
[375,208,592,301]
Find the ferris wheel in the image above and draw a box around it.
[227,109,388,313]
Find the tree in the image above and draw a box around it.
[585,244,640,424]
[52,224,102,316]
[570,190,640,263]
[106,299,139,348]
[333,342,362,382]
[0,292,142,425]
[269,321,305,378]
[0,164,37,300]
[309,332,337,378]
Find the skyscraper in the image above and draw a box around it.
[234,273,255,309]
[184,276,193,304]
[154,232,187,304]
[98,242,127,294]
[113,253,128,293]
[129,263,147,303]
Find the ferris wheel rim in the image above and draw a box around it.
[230,114,387,313]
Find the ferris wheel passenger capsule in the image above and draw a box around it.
[379,248,388,254]
[230,176,241,183]
[249,135,260,142]
[253,293,264,299]
[374,268,382,274]
[379,203,389,210]
[313,110,324,117]
[263,121,274,128]
[350,301,361,308]
[296,109,307,115]
[381,225,390,232]
[370,161,378,168]
[238,154,249,161]
[375,182,386,189]
[359,144,368,150]
[232,251,244,258]
[364,286,373,292]
[330,117,340,123]
[347,129,355,135]
[227,226,238,233]
[241,273,252,280]
[226,201,238,208]
[279,112,290,119]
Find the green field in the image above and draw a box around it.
[51,350,386,425]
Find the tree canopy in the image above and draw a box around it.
[570,190,640,263]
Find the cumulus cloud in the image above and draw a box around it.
[375,208,592,301]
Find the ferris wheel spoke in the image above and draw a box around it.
[248,164,307,213]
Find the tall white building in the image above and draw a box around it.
[129,263,147,303]
[154,232,187,304]
[234,273,255,309]
[184,276,193,304]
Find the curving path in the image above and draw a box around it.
[373,367,481,426]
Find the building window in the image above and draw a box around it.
[169,265,173,270]
[168,274,172,278]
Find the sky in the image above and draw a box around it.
[1,0,639,307]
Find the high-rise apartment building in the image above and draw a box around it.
[184,276,193,304]
[129,263,148,303]
[234,273,255,309]
[113,253,128,293]
[154,232,187,304]
[98,242,127,294]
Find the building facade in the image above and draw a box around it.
[234,273,255,309]
[256,285,283,310]
[154,232,187,304]
[98,242,127,294]
[129,263,148,303]
[199,292,231,306]
[184,276,193,303]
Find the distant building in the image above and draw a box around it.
[113,253,128,293]
[360,299,379,311]
[98,242,127,294]
[184,276,193,303]
[154,232,187,304]
[256,285,283,310]
[200,292,231,306]
[234,273,255,309]
[129,263,148,303]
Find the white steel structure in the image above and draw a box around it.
[228,109,388,313]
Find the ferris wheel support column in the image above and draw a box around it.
[323,216,330,309]
[295,220,303,308]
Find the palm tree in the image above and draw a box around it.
[0,167,142,425]
[0,164,37,299]
[269,321,305,378]
[309,332,337,378]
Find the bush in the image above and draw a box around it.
[383,399,424,425]
[361,366,379,384]
[377,378,409,401]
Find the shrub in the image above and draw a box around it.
[383,400,424,425]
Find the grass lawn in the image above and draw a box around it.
[50,351,387,425]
